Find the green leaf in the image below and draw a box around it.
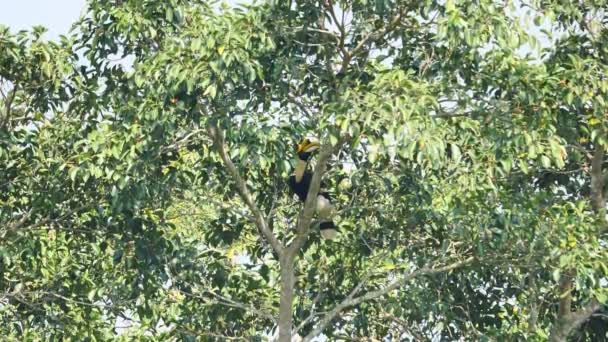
[69,167,79,182]
[540,155,551,169]
[553,269,561,283]
[204,84,217,98]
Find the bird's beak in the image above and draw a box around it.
[297,140,320,153]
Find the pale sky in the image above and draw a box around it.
[0,0,86,38]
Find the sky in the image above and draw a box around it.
[0,0,86,38]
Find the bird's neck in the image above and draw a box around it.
[294,159,308,182]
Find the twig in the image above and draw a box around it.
[340,7,405,72]
[180,289,276,323]
[160,128,207,153]
[4,204,90,232]
[324,0,348,59]
[296,284,326,332]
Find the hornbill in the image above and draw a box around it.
[288,137,338,240]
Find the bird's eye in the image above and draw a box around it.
[304,139,310,144]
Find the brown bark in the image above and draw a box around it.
[278,253,296,342]
[557,271,572,318]
[590,144,605,216]
[528,275,538,333]
[549,300,601,342]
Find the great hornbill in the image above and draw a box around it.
[288,137,338,240]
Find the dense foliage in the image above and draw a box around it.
[1,0,607,340]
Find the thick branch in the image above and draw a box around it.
[303,257,474,341]
[278,258,295,342]
[550,144,605,341]
[557,271,573,318]
[549,299,601,342]
[207,126,284,257]
[590,143,605,223]
[528,274,539,333]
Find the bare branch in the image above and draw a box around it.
[380,311,426,341]
[207,126,284,257]
[528,274,539,334]
[303,257,474,341]
[287,93,315,118]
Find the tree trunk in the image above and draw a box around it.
[549,300,600,342]
[557,271,572,318]
[549,145,605,341]
[549,319,570,342]
[278,254,295,342]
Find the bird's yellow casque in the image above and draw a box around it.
[296,137,321,154]
[288,136,338,240]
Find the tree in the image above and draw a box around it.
[0,0,606,340]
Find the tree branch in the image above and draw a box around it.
[1,83,18,129]
[207,126,284,257]
[528,274,539,333]
[324,0,348,60]
[179,289,277,323]
[303,256,474,341]
[549,299,601,342]
[160,128,206,153]
[296,288,325,332]
[549,143,605,341]
[557,271,573,318]
[4,204,90,233]
[339,7,404,72]
[590,143,605,225]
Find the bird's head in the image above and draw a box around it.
[296,137,321,154]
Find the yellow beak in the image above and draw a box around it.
[297,139,320,154]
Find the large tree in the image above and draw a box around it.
[1,0,606,341]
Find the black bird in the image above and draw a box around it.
[288,137,338,240]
